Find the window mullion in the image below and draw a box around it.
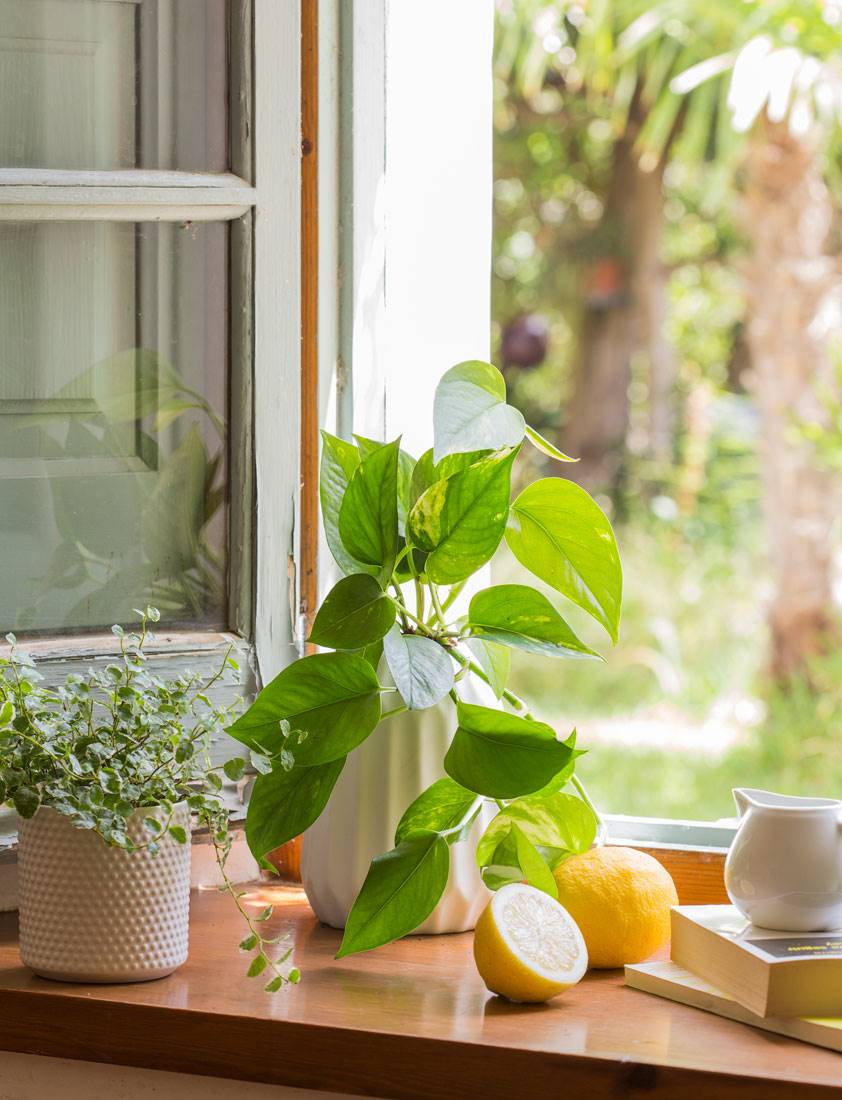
[0,170,256,222]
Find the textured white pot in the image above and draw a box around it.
[301,686,495,934]
[18,803,191,983]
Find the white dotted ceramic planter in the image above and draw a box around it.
[18,803,191,984]
[302,684,495,935]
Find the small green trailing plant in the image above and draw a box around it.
[229,360,623,957]
[0,608,299,992]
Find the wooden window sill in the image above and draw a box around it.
[0,884,839,1099]
[269,840,732,908]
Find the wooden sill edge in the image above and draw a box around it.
[270,839,729,906]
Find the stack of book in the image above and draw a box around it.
[625,905,842,1052]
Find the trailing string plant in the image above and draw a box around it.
[0,608,299,992]
[230,361,623,957]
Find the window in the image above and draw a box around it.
[0,0,743,860]
[491,1,842,843]
[0,1,301,687]
[1,219,230,633]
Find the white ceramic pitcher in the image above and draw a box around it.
[724,788,842,932]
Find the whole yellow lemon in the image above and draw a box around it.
[552,846,678,969]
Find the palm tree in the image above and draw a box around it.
[622,0,842,678]
[499,0,842,677]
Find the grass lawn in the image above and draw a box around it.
[495,515,842,821]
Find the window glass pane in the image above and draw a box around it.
[0,220,229,634]
[0,0,228,171]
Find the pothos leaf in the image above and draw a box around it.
[444,702,575,799]
[476,790,597,870]
[408,448,518,584]
[308,574,396,650]
[433,361,525,463]
[394,777,480,845]
[338,438,400,574]
[227,652,381,766]
[382,627,455,710]
[336,831,450,957]
[506,478,622,643]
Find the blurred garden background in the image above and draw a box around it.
[490,0,842,819]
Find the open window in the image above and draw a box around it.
[0,0,300,684]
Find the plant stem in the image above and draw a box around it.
[390,583,410,631]
[392,601,442,639]
[381,703,409,721]
[440,580,467,615]
[449,648,533,717]
[428,583,447,628]
[395,544,411,568]
[209,821,294,987]
[571,773,606,845]
[414,578,426,622]
[198,644,234,695]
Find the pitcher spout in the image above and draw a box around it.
[731,788,840,817]
[733,788,752,818]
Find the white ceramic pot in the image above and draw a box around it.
[301,690,495,934]
[18,803,191,983]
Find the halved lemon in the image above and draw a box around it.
[473,883,588,1003]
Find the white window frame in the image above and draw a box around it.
[0,0,302,706]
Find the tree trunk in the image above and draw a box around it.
[564,126,674,488]
[741,121,841,681]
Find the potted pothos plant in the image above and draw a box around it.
[229,360,623,959]
[0,609,298,991]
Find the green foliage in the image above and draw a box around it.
[445,702,576,799]
[0,609,297,992]
[309,574,396,650]
[236,359,623,958]
[506,479,623,642]
[465,637,511,699]
[408,447,519,583]
[382,627,454,711]
[524,425,576,463]
[227,652,381,766]
[467,583,598,659]
[433,360,526,462]
[319,432,373,577]
[476,790,597,873]
[485,823,559,898]
[339,438,401,577]
[571,648,842,823]
[336,831,451,958]
[245,757,346,863]
[489,2,842,832]
[394,778,480,844]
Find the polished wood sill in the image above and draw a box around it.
[0,886,839,1099]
